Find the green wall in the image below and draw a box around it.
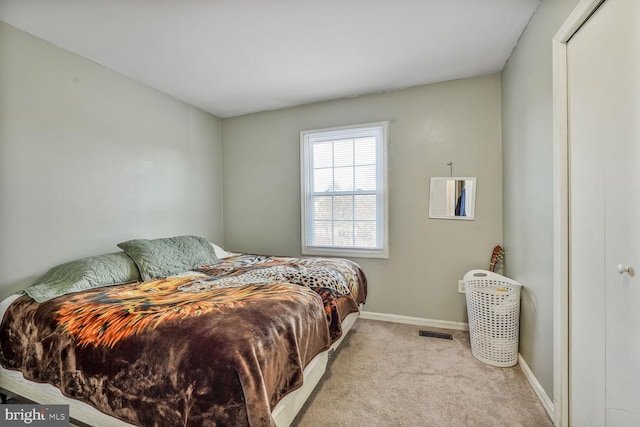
[222,74,503,324]
[0,21,224,298]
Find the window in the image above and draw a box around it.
[300,121,388,258]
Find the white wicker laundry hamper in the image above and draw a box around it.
[464,270,522,367]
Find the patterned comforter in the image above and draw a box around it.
[0,254,367,426]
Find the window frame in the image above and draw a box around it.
[300,121,389,259]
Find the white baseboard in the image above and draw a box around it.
[518,354,555,422]
[359,310,469,331]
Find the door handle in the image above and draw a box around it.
[617,264,632,274]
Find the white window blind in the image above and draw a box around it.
[300,122,388,258]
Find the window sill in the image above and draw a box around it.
[302,247,389,260]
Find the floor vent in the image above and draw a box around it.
[419,330,453,340]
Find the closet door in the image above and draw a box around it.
[568,0,640,425]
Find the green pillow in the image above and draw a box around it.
[25,252,141,303]
[117,235,219,281]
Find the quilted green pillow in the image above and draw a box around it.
[117,235,219,281]
[25,252,141,303]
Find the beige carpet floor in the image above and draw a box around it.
[292,318,553,427]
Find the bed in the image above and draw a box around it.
[0,236,367,426]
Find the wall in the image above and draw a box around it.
[501,0,580,399]
[0,22,224,299]
[222,74,502,323]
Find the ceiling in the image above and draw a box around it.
[0,0,539,118]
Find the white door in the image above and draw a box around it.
[568,0,640,425]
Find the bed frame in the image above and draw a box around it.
[0,293,359,427]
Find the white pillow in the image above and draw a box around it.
[210,242,235,259]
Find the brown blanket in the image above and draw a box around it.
[0,255,367,426]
